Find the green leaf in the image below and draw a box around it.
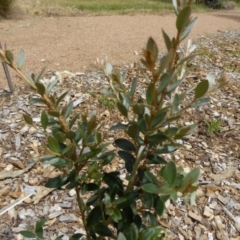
[156,145,176,154]
[48,111,60,117]
[112,197,127,206]
[62,143,75,157]
[151,110,167,128]
[55,235,64,240]
[144,170,159,185]
[76,148,101,163]
[164,127,179,137]
[181,168,200,190]
[167,79,183,93]
[139,227,163,240]
[158,186,176,196]
[130,77,138,98]
[45,176,68,188]
[146,154,167,164]
[69,233,83,240]
[86,206,102,226]
[35,218,48,239]
[115,138,135,152]
[118,151,135,163]
[88,161,99,174]
[158,49,174,74]
[56,90,70,106]
[195,80,209,99]
[127,124,139,140]
[158,71,175,93]
[171,93,180,114]
[181,17,198,41]
[66,131,76,140]
[29,97,45,105]
[69,113,80,129]
[144,212,157,226]
[110,123,128,130]
[117,193,139,208]
[105,62,113,75]
[177,53,196,67]
[118,150,136,173]
[41,110,48,130]
[117,102,128,117]
[23,114,33,125]
[124,223,138,240]
[154,196,165,217]
[27,73,37,89]
[85,183,99,191]
[162,161,177,185]
[132,104,145,115]
[94,223,113,237]
[172,0,178,15]
[54,132,66,143]
[16,50,26,69]
[66,182,80,189]
[148,133,167,145]
[5,50,13,64]
[134,215,142,230]
[19,231,36,238]
[143,192,153,208]
[117,232,127,240]
[47,136,59,153]
[103,173,123,194]
[175,124,197,139]
[112,208,122,222]
[49,158,66,167]
[120,93,131,108]
[191,97,210,107]
[176,6,191,32]
[64,101,73,119]
[98,151,115,165]
[35,82,46,96]
[41,155,57,162]
[46,78,58,94]
[162,29,171,51]
[147,37,158,63]
[142,183,159,194]
[36,67,46,82]
[146,83,156,105]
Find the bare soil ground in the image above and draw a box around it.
[0,9,240,89]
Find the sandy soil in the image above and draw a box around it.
[0,10,239,88]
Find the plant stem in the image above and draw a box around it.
[126,146,145,193]
[75,186,91,240]
[98,162,106,223]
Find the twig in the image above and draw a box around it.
[0,42,14,92]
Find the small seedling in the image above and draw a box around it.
[205,119,222,134]
[98,95,115,109]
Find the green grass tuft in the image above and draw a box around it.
[99,95,116,109]
[38,0,210,15]
[205,119,222,135]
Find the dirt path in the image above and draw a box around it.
[0,10,239,88]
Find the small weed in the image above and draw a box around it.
[231,50,238,57]
[205,119,222,135]
[197,44,215,59]
[98,95,115,109]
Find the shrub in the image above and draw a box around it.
[0,0,13,17]
[0,0,227,239]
